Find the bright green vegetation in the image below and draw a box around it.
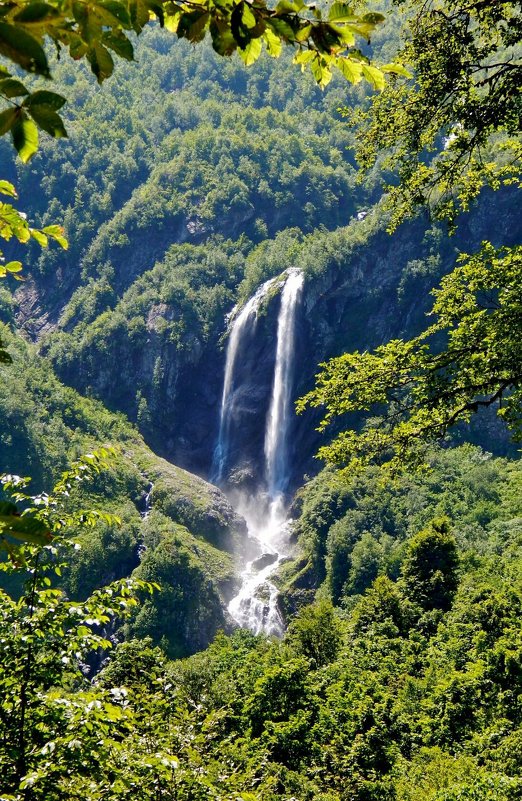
[1,444,521,799]
[0,0,394,165]
[304,0,522,474]
[0,329,243,657]
[0,0,520,798]
[279,444,522,613]
[300,243,522,475]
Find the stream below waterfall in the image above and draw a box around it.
[227,494,290,636]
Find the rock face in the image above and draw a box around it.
[252,552,279,572]
[146,454,247,551]
[124,448,248,657]
[41,187,521,495]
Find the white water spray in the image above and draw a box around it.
[224,269,304,636]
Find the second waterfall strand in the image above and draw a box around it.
[227,268,304,635]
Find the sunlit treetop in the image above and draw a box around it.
[0,0,410,161]
[352,0,522,229]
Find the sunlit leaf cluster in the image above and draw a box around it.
[299,243,522,475]
[352,0,522,228]
[0,0,409,161]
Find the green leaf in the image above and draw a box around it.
[328,3,356,23]
[361,63,385,91]
[25,89,67,110]
[69,34,89,60]
[0,22,49,77]
[95,0,131,27]
[88,43,115,82]
[294,23,312,43]
[381,62,413,78]
[102,31,134,60]
[5,260,22,272]
[266,18,295,41]
[28,105,68,138]
[361,12,386,24]
[0,107,18,135]
[129,0,150,32]
[209,22,237,56]
[42,224,68,249]
[179,11,209,43]
[310,54,332,88]
[11,114,38,161]
[238,36,263,66]
[0,77,28,98]
[336,55,363,84]
[13,3,59,23]
[163,11,181,33]
[30,229,48,246]
[264,28,282,57]
[0,179,17,197]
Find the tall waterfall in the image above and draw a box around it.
[217,269,304,636]
[265,269,304,500]
[211,278,273,484]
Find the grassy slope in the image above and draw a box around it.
[0,328,243,657]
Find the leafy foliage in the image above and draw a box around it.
[0,178,66,361]
[0,464,157,798]
[353,0,522,227]
[300,242,522,474]
[298,0,521,474]
[0,0,402,164]
[3,466,519,800]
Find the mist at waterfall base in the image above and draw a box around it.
[211,269,304,637]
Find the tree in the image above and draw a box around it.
[286,598,342,666]
[400,517,459,612]
[0,0,408,163]
[0,457,157,799]
[299,0,522,475]
[0,0,404,363]
[299,242,522,474]
[353,0,522,229]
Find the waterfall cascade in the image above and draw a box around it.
[214,269,304,636]
[211,278,274,485]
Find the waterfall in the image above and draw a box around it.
[264,268,304,500]
[211,278,274,484]
[142,481,154,519]
[138,480,154,560]
[217,269,304,636]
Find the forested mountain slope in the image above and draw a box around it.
[1,19,518,484]
[0,330,247,656]
[0,0,520,797]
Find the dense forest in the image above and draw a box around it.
[0,0,520,799]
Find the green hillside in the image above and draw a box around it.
[0,329,244,657]
[0,0,520,798]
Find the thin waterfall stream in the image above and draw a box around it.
[214,269,304,636]
[211,277,275,485]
